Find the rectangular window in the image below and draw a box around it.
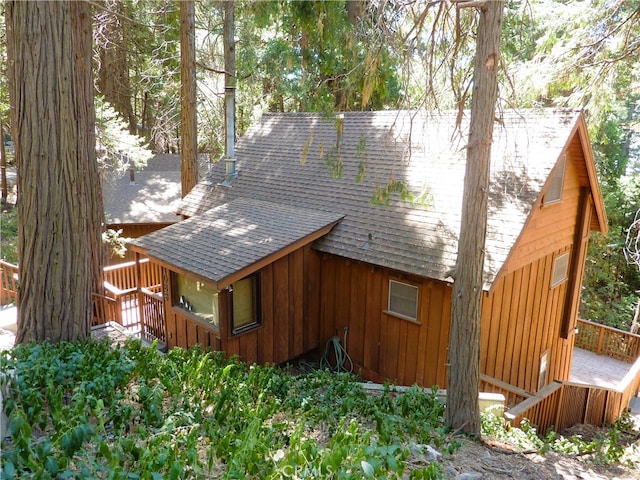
[231,274,261,335]
[174,274,219,327]
[551,252,570,288]
[538,350,549,391]
[388,280,419,321]
[542,155,566,205]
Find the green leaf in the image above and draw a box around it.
[361,460,374,477]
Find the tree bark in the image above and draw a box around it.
[447,1,504,436]
[8,1,104,343]
[180,0,198,197]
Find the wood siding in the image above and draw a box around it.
[161,245,319,365]
[315,253,451,388]
[482,137,594,393]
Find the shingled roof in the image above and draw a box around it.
[169,109,603,288]
[132,198,343,288]
[103,154,209,225]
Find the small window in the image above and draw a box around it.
[388,280,419,321]
[231,274,261,334]
[551,252,570,288]
[538,350,549,391]
[174,274,219,327]
[542,156,566,205]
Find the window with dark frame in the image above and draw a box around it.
[542,155,566,205]
[388,280,419,321]
[231,274,261,335]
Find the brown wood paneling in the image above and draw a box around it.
[494,271,514,381]
[273,257,290,364]
[415,282,434,385]
[502,268,522,383]
[290,248,304,356]
[260,263,275,362]
[304,247,321,350]
[436,285,452,387]
[363,265,383,375]
[348,262,368,366]
[518,262,536,388]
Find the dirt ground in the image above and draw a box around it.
[441,433,640,480]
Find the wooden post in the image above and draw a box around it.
[596,325,605,355]
[135,251,145,338]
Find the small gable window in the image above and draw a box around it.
[551,252,570,288]
[388,280,419,321]
[231,274,261,335]
[542,155,566,205]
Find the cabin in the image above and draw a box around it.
[102,153,209,262]
[130,109,608,399]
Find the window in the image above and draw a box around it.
[542,156,566,205]
[231,274,261,334]
[388,280,419,321]
[538,350,549,391]
[551,252,570,288]
[174,274,219,327]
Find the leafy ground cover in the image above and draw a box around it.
[1,340,639,479]
[0,340,455,479]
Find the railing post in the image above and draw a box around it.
[596,324,605,355]
[135,252,145,338]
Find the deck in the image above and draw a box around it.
[569,347,634,389]
[0,305,162,351]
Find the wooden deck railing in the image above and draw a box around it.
[103,258,162,292]
[140,288,165,343]
[0,260,19,306]
[575,318,640,362]
[505,382,564,433]
[1,259,166,345]
[479,374,531,409]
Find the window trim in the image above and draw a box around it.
[230,273,262,336]
[542,155,566,206]
[386,279,420,323]
[550,252,570,288]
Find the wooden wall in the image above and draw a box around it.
[483,134,594,393]
[162,245,320,366]
[481,250,575,393]
[314,253,451,389]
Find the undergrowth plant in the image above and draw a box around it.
[481,406,640,467]
[1,340,456,479]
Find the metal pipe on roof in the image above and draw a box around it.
[220,1,236,187]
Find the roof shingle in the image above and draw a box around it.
[177,109,584,287]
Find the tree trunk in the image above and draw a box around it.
[180,0,198,197]
[447,1,504,436]
[0,118,7,203]
[8,1,104,343]
[96,0,135,132]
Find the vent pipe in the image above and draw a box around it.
[220,1,236,187]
